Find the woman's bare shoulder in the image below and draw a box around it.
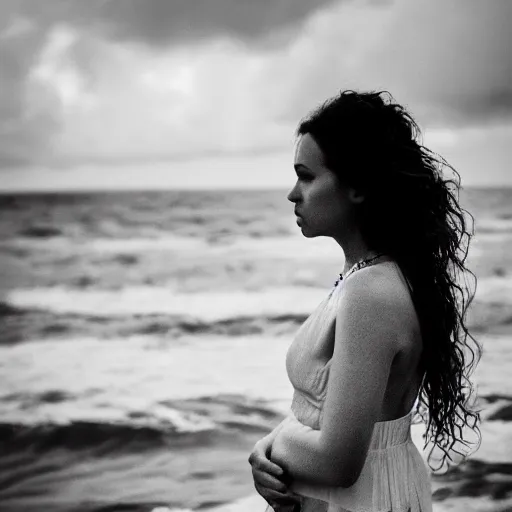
[341,263,419,342]
[341,263,405,305]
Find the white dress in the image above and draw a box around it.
[273,261,433,512]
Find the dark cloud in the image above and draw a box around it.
[2,0,512,169]
[0,14,60,167]
[426,90,512,128]
[10,0,341,47]
[361,0,512,128]
[277,0,512,131]
[0,0,340,168]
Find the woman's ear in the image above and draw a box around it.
[348,188,365,204]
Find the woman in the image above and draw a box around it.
[248,90,482,512]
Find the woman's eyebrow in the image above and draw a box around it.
[294,163,311,172]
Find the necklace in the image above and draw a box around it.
[333,252,386,288]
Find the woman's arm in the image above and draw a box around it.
[261,410,296,446]
[270,269,402,489]
[270,416,340,487]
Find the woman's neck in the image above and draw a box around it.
[337,238,381,275]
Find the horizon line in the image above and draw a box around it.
[0,184,510,195]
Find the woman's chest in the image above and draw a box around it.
[285,291,339,396]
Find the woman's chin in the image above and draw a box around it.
[296,217,316,237]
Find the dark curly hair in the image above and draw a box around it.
[296,89,482,472]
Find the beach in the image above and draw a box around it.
[0,187,511,512]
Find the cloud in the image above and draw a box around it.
[1,0,512,170]
[363,0,512,128]
[44,38,300,163]
[8,0,340,48]
[0,10,56,166]
[279,0,512,129]
[0,0,340,167]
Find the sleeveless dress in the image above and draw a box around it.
[272,260,432,512]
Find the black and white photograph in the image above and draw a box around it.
[1,1,511,511]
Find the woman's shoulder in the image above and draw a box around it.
[340,262,419,337]
[339,263,414,325]
[341,261,404,303]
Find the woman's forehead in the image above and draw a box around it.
[294,133,325,167]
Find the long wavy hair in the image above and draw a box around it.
[296,89,482,472]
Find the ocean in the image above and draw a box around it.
[0,187,511,512]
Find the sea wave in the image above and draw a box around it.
[474,275,512,305]
[0,230,337,260]
[0,421,176,454]
[1,391,509,457]
[0,300,306,344]
[6,273,512,322]
[476,216,512,234]
[0,394,282,455]
[4,274,512,345]
[0,390,76,407]
[4,285,327,321]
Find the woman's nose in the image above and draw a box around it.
[287,183,299,203]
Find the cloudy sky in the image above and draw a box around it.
[1,0,511,190]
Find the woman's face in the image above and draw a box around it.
[287,132,363,239]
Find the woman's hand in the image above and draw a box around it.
[248,437,302,511]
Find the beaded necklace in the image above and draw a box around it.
[333,252,387,288]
